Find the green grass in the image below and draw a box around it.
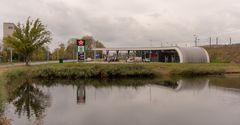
[143,63,240,76]
[0,71,9,124]
[204,44,240,63]
[2,62,240,83]
[0,75,7,114]
[4,63,155,81]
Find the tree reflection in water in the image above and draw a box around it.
[8,79,50,119]
[7,77,208,119]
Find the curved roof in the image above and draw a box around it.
[175,47,210,63]
[92,46,210,63]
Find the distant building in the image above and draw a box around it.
[93,47,210,63]
[3,23,15,38]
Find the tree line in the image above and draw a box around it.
[51,36,105,60]
[0,18,105,65]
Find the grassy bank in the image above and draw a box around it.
[144,63,239,77]
[4,63,155,81]
[0,75,10,125]
[2,62,240,81]
[204,44,240,63]
[0,78,6,113]
[0,71,8,113]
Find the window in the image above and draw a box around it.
[8,26,13,29]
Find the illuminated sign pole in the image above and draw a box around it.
[76,39,85,62]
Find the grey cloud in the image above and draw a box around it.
[1,0,240,49]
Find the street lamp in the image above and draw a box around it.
[193,35,200,47]
[94,41,96,61]
[7,47,14,63]
[149,40,152,62]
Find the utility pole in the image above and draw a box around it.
[46,50,49,62]
[10,48,12,63]
[57,49,59,60]
[57,42,60,60]
[209,37,212,47]
[149,40,152,62]
[7,48,13,63]
[195,37,197,47]
[72,45,75,60]
[230,37,232,45]
[194,35,198,47]
[94,41,96,61]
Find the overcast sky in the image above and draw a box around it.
[1,0,240,50]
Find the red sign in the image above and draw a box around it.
[76,39,85,46]
[151,53,158,58]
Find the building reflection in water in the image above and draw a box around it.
[175,79,209,92]
[77,85,86,104]
[154,79,209,92]
[74,79,211,104]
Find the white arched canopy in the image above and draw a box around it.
[174,47,210,63]
[92,46,210,63]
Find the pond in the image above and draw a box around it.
[2,76,240,125]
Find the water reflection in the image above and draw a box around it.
[5,76,240,125]
[7,79,50,119]
[210,76,240,89]
[8,77,240,113]
[72,79,213,104]
[176,79,209,92]
[77,85,86,104]
[159,80,179,89]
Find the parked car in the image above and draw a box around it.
[127,57,134,63]
[144,58,150,62]
[105,56,119,62]
[86,58,92,62]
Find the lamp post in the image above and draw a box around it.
[47,50,49,62]
[7,47,13,63]
[72,44,75,60]
[194,35,198,47]
[149,40,152,62]
[94,41,96,61]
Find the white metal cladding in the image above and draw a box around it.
[92,46,210,63]
[176,47,210,63]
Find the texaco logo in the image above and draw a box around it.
[78,40,84,46]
